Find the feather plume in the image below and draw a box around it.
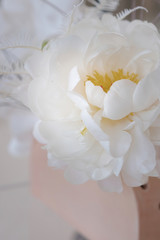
[116,6,148,20]
[87,0,119,11]
[0,50,31,109]
[0,32,41,52]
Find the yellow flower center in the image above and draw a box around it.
[86,68,139,93]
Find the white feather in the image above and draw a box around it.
[0,32,41,52]
[116,6,148,20]
[87,0,119,11]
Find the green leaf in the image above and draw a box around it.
[41,40,49,50]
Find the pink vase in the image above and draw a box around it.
[31,141,160,240]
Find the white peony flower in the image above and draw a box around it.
[25,7,160,192]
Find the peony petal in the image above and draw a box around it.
[38,120,95,159]
[131,128,156,174]
[81,110,110,152]
[47,152,67,168]
[127,21,160,50]
[113,157,124,176]
[85,81,106,108]
[81,110,109,142]
[92,167,112,180]
[101,118,132,157]
[51,35,84,68]
[68,66,81,91]
[33,120,47,144]
[84,32,128,64]
[28,78,79,121]
[103,79,136,120]
[110,131,132,157]
[102,14,120,32]
[133,68,160,112]
[125,50,152,69]
[98,175,123,193]
[147,168,160,177]
[135,101,160,131]
[25,52,51,79]
[98,150,113,167]
[68,92,90,111]
[122,127,156,186]
[64,167,89,184]
[122,170,148,187]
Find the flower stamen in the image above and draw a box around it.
[86,68,139,93]
[81,127,87,136]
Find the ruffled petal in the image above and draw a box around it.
[103,79,136,120]
[127,21,160,50]
[68,66,81,91]
[85,81,106,108]
[47,152,67,168]
[122,127,156,187]
[33,120,47,144]
[133,68,160,112]
[81,110,110,152]
[28,79,79,120]
[110,131,132,157]
[92,167,112,180]
[98,175,123,193]
[122,170,148,187]
[68,92,90,111]
[64,167,89,184]
[25,52,51,79]
[50,35,84,70]
[135,101,160,130]
[84,32,128,65]
[38,120,95,159]
[112,157,124,176]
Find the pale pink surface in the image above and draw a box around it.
[31,141,139,240]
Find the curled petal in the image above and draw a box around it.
[135,101,160,130]
[81,110,110,153]
[113,157,124,176]
[33,120,47,144]
[85,81,106,108]
[110,131,132,157]
[25,52,51,79]
[47,152,67,168]
[68,92,90,111]
[133,68,160,112]
[92,167,112,181]
[127,21,160,50]
[98,174,123,193]
[103,79,136,120]
[85,32,128,64]
[38,120,94,158]
[122,170,148,187]
[122,127,156,187]
[64,167,89,184]
[68,66,81,91]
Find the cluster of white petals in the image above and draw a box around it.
[25,7,160,192]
